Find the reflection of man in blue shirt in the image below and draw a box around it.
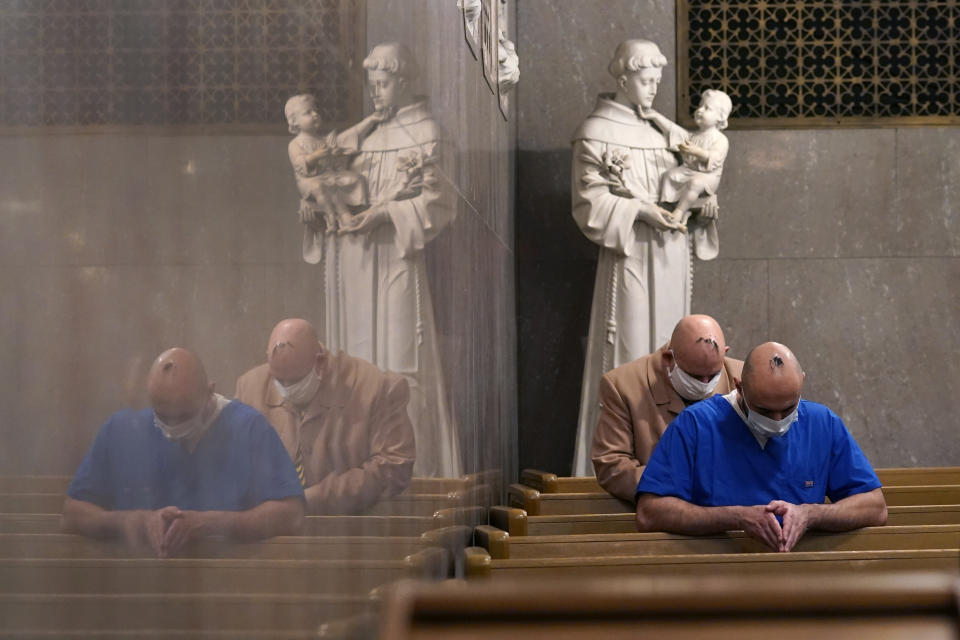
[63,348,305,557]
[636,342,887,552]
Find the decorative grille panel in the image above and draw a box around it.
[0,0,364,131]
[678,0,960,128]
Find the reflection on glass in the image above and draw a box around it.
[62,347,305,557]
[285,42,461,478]
[4,3,510,636]
[236,318,416,515]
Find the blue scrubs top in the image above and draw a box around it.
[68,400,305,511]
[636,395,881,506]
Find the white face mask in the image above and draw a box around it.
[742,390,800,438]
[273,366,322,407]
[667,350,721,401]
[154,397,212,442]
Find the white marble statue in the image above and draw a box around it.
[570,39,721,476]
[289,42,461,477]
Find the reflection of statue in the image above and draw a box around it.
[570,40,721,476]
[459,0,481,45]
[642,89,732,224]
[291,42,460,477]
[285,94,385,261]
[497,30,519,95]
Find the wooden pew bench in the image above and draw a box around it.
[380,572,960,640]
[0,513,61,534]
[519,467,960,494]
[490,505,960,536]
[0,486,491,518]
[463,546,960,580]
[0,592,376,634]
[506,483,960,516]
[0,532,430,560]
[474,523,960,559]
[0,546,447,594]
[0,474,493,496]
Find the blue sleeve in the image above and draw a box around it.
[246,413,305,506]
[66,417,116,508]
[825,411,882,501]
[635,413,697,501]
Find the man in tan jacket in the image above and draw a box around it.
[235,318,415,515]
[591,314,743,502]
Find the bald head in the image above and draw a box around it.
[666,314,728,381]
[739,342,805,419]
[267,318,324,385]
[147,348,213,425]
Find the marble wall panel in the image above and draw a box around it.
[690,257,768,360]
[0,134,302,269]
[767,257,960,467]
[516,0,678,151]
[0,263,282,474]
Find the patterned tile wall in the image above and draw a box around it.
[0,0,363,128]
[680,0,960,127]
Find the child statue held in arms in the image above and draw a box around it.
[641,89,733,225]
[285,94,386,262]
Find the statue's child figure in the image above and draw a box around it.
[642,89,732,224]
[285,94,385,232]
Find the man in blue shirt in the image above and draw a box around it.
[635,342,887,552]
[63,348,305,557]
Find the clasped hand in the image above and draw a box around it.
[128,506,208,558]
[740,501,810,552]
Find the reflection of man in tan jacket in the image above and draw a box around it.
[235,319,415,515]
[591,315,742,503]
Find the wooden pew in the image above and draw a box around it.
[0,485,492,517]
[0,592,377,634]
[507,484,630,515]
[475,523,960,559]
[0,493,64,513]
[463,546,960,580]
[0,532,430,560]
[0,547,447,594]
[0,508,482,539]
[519,467,960,493]
[884,486,960,506]
[0,473,495,496]
[490,505,960,536]
[303,514,435,537]
[0,513,61,534]
[380,572,960,640]
[0,476,71,493]
[507,483,960,516]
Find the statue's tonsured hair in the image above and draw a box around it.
[362,42,420,83]
[607,39,667,79]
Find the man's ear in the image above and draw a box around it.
[314,345,328,371]
[723,345,730,354]
[661,348,674,367]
